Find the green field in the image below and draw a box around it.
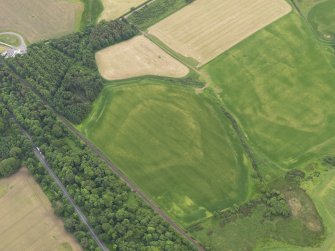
[203,12,335,172]
[308,0,335,42]
[0,34,20,47]
[78,78,253,226]
[80,0,103,28]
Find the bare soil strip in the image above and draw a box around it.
[95,35,189,80]
[0,168,82,251]
[148,0,291,66]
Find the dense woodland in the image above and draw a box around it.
[0,105,30,177]
[7,19,138,124]
[0,64,194,250]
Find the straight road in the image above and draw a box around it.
[33,148,109,251]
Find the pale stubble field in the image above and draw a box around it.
[148,0,292,66]
[96,35,189,80]
[0,168,81,251]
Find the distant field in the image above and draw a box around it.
[0,168,81,251]
[0,0,83,42]
[203,12,335,170]
[148,0,291,66]
[95,35,189,80]
[78,79,252,226]
[99,0,147,21]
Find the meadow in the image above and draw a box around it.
[148,0,291,66]
[0,34,20,47]
[80,0,103,28]
[203,12,335,173]
[95,35,189,80]
[192,185,323,251]
[0,168,81,251]
[0,0,83,42]
[78,78,253,226]
[307,0,335,42]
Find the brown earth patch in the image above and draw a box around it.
[96,35,189,80]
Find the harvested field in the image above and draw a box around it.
[0,0,83,43]
[148,0,291,66]
[99,0,147,21]
[0,168,81,251]
[95,35,189,80]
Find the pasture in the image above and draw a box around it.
[0,0,83,42]
[0,34,20,47]
[95,35,189,80]
[99,0,147,21]
[78,79,252,226]
[80,0,103,28]
[203,12,335,171]
[308,0,335,42]
[0,168,81,251]
[148,0,291,66]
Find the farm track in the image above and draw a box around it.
[6,65,205,251]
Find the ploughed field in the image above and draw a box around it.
[0,0,83,42]
[78,79,252,226]
[0,168,81,251]
[148,0,291,66]
[95,35,189,80]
